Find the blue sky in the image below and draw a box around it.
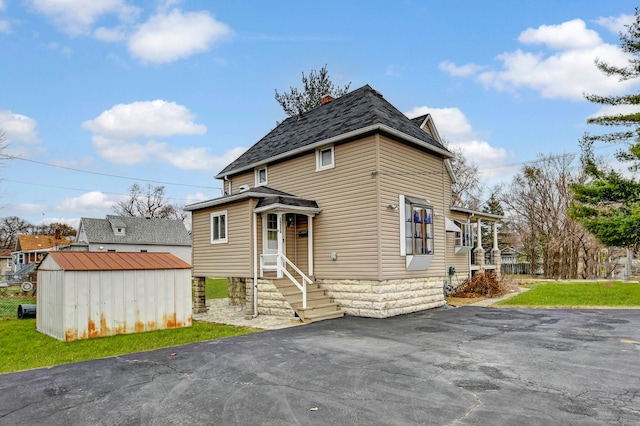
[1,0,639,228]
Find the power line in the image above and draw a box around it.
[2,155,221,190]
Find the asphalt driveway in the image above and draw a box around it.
[1,307,639,425]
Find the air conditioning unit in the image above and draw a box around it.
[239,184,250,192]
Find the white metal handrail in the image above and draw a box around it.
[280,254,312,309]
[260,253,312,309]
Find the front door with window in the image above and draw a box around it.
[262,213,284,272]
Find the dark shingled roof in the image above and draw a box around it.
[255,195,319,210]
[216,85,449,178]
[79,215,191,246]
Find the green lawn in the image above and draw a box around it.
[206,277,228,299]
[496,281,640,307]
[0,319,258,374]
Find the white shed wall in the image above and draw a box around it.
[37,268,192,341]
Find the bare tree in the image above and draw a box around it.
[0,216,33,249]
[500,154,603,279]
[444,144,483,209]
[113,183,186,221]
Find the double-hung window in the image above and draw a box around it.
[211,211,228,244]
[316,145,334,171]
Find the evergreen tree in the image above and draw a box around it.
[275,65,351,116]
[569,8,640,250]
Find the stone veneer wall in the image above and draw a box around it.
[228,277,247,306]
[316,277,445,318]
[256,279,296,317]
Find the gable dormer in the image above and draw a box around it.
[107,216,127,236]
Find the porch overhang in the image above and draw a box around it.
[450,206,503,222]
[253,196,321,215]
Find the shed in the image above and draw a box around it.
[36,251,192,341]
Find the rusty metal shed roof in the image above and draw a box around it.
[39,252,192,271]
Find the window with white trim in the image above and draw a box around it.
[255,166,268,186]
[404,199,434,255]
[454,220,472,247]
[316,145,334,171]
[211,211,228,244]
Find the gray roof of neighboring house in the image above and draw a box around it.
[79,215,191,246]
[216,85,450,178]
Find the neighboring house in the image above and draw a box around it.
[74,215,192,264]
[12,234,73,275]
[185,85,502,321]
[0,249,13,277]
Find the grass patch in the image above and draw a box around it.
[496,281,640,307]
[445,296,486,307]
[0,319,258,374]
[206,277,228,299]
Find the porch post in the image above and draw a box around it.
[276,213,283,278]
[491,221,502,279]
[474,219,485,272]
[308,215,313,276]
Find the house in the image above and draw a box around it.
[185,85,502,321]
[12,234,73,276]
[0,249,13,277]
[74,215,192,264]
[37,251,192,341]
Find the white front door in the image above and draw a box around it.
[262,213,285,273]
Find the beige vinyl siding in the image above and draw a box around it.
[447,212,472,279]
[378,136,452,279]
[191,201,254,277]
[233,137,380,279]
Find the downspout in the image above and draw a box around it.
[253,211,258,318]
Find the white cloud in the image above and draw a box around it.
[47,41,73,57]
[185,191,213,205]
[439,61,484,77]
[82,99,243,172]
[158,146,247,172]
[27,0,140,36]
[93,26,127,42]
[13,203,47,215]
[55,191,119,214]
[0,1,6,11]
[82,100,206,139]
[37,216,80,230]
[442,17,640,101]
[128,8,231,63]
[406,106,512,180]
[0,110,40,144]
[518,19,602,50]
[594,13,635,34]
[0,19,10,34]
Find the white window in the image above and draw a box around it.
[316,145,334,171]
[399,195,435,270]
[211,211,228,244]
[255,166,268,186]
[454,220,472,247]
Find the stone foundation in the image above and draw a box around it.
[228,277,247,306]
[256,279,296,317]
[316,277,446,318]
[192,277,207,314]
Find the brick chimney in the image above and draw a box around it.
[320,94,334,105]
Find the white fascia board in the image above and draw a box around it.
[215,124,454,179]
[253,203,322,215]
[450,205,504,220]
